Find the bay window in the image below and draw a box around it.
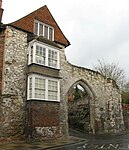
[28,42,60,69]
[27,74,60,101]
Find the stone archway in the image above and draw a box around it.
[60,55,124,136]
[67,79,96,133]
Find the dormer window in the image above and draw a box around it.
[34,20,54,41]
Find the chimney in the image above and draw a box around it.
[0,0,3,23]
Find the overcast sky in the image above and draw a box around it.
[2,0,129,80]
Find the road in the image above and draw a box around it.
[47,129,129,150]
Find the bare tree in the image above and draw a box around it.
[93,59,126,89]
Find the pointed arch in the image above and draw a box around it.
[67,79,96,100]
[67,79,96,133]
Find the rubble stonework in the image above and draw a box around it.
[0,26,27,142]
[59,48,124,135]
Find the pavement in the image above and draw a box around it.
[0,135,86,150]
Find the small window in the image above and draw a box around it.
[34,20,54,41]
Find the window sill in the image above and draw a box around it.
[27,99,60,103]
[28,63,60,71]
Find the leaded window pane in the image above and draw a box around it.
[49,27,53,41]
[48,80,58,100]
[35,77,45,99]
[35,45,46,65]
[48,50,57,68]
[34,22,38,35]
[44,26,48,39]
[30,46,33,64]
[39,24,43,35]
[29,77,32,99]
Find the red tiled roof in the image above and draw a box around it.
[10,5,70,47]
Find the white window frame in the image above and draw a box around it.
[34,20,54,41]
[27,74,60,102]
[28,41,60,69]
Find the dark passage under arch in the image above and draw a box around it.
[67,80,95,133]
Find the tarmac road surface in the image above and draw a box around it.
[48,129,129,150]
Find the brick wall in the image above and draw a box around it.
[26,101,61,141]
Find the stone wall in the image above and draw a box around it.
[0,26,27,142]
[0,29,5,94]
[122,104,129,130]
[59,48,124,135]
